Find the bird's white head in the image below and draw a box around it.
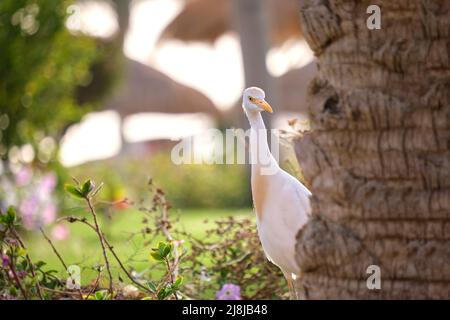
[242,87,273,114]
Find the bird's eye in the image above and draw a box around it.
[249,96,254,102]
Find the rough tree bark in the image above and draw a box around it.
[294,0,450,299]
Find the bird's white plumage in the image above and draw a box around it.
[256,169,311,275]
[242,87,311,280]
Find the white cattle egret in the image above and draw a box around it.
[242,87,311,297]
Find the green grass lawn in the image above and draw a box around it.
[25,208,253,285]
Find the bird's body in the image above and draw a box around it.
[254,166,311,275]
[242,87,311,295]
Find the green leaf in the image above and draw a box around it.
[94,290,110,300]
[30,276,37,286]
[95,291,104,300]
[17,248,27,257]
[156,241,172,259]
[146,281,157,293]
[173,276,183,289]
[81,179,95,197]
[150,242,171,261]
[20,258,28,269]
[157,287,169,300]
[157,242,166,254]
[64,184,85,199]
[4,206,17,224]
[150,250,163,261]
[163,242,173,258]
[9,287,18,297]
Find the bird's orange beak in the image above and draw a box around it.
[253,98,273,113]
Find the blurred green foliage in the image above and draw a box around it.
[0,0,97,158]
[71,152,252,209]
[145,153,251,208]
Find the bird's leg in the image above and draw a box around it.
[287,279,295,300]
[283,272,297,300]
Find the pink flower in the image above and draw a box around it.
[15,167,33,186]
[51,223,69,241]
[8,270,27,279]
[38,173,57,195]
[216,283,241,300]
[19,196,39,229]
[42,203,56,225]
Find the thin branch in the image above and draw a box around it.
[85,268,102,299]
[60,216,154,296]
[164,257,178,300]
[39,227,84,300]
[85,197,114,296]
[90,182,104,199]
[102,235,155,297]
[158,193,181,280]
[8,258,28,299]
[9,227,44,300]
[39,228,68,270]
[42,287,81,297]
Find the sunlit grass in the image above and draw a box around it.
[26,208,253,285]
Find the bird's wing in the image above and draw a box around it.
[294,182,312,219]
[254,170,312,275]
[278,171,312,229]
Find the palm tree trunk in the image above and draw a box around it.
[294,0,450,299]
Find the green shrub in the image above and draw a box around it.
[1,180,287,300]
[145,153,251,208]
[0,0,97,157]
[71,152,252,209]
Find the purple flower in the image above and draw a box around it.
[216,283,241,300]
[2,255,10,268]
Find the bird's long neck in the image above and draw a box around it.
[245,110,277,169]
[245,110,279,219]
[246,109,266,130]
[246,110,268,160]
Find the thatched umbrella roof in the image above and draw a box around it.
[159,0,302,46]
[105,58,219,117]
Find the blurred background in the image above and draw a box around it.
[0,0,314,272]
